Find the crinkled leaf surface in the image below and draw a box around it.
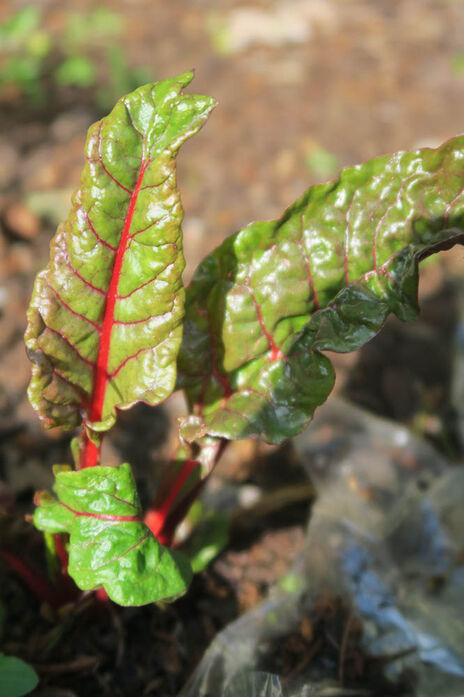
[178,135,464,444]
[26,72,215,436]
[34,463,192,606]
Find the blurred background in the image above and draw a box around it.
[0,2,463,695]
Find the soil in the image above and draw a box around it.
[0,1,463,696]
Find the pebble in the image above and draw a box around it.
[5,243,36,274]
[209,0,336,53]
[4,202,40,241]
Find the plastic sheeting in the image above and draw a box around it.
[179,398,464,697]
[453,283,464,450]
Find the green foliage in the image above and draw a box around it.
[26,72,215,443]
[64,7,124,48]
[303,143,339,179]
[34,464,192,605]
[182,503,230,573]
[0,6,152,108]
[0,7,50,102]
[178,136,464,444]
[0,654,38,697]
[55,55,96,88]
[60,7,148,109]
[25,74,464,606]
[0,7,43,49]
[26,73,214,603]
[97,45,153,111]
[450,52,464,77]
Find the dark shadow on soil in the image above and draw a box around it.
[344,279,462,457]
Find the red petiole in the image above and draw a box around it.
[80,158,149,470]
[145,458,200,540]
[0,548,59,608]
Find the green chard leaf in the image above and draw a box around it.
[25,72,215,440]
[178,135,464,444]
[34,463,192,605]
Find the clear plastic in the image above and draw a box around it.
[180,398,464,697]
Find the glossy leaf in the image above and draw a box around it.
[178,135,464,444]
[26,72,215,442]
[34,464,192,606]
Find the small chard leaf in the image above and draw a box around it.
[178,136,464,443]
[34,463,192,606]
[26,72,215,438]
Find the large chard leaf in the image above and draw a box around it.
[25,72,215,442]
[34,464,192,605]
[178,135,464,444]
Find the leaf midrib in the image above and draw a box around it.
[82,157,149,467]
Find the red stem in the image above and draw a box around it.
[0,548,58,607]
[81,158,149,469]
[53,533,69,575]
[145,440,228,546]
[145,459,199,540]
[154,479,205,547]
[82,438,100,469]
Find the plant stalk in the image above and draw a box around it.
[145,439,227,546]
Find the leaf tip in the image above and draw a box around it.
[177,69,195,88]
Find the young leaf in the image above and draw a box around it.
[0,653,39,697]
[34,464,192,606]
[178,135,464,444]
[25,73,215,458]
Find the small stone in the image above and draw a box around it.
[274,149,298,180]
[5,243,35,274]
[4,202,40,241]
[208,0,336,54]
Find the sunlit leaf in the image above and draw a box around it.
[26,73,215,445]
[178,136,464,443]
[34,464,192,606]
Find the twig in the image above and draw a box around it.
[230,482,315,527]
[338,609,356,686]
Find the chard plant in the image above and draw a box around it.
[25,72,464,606]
